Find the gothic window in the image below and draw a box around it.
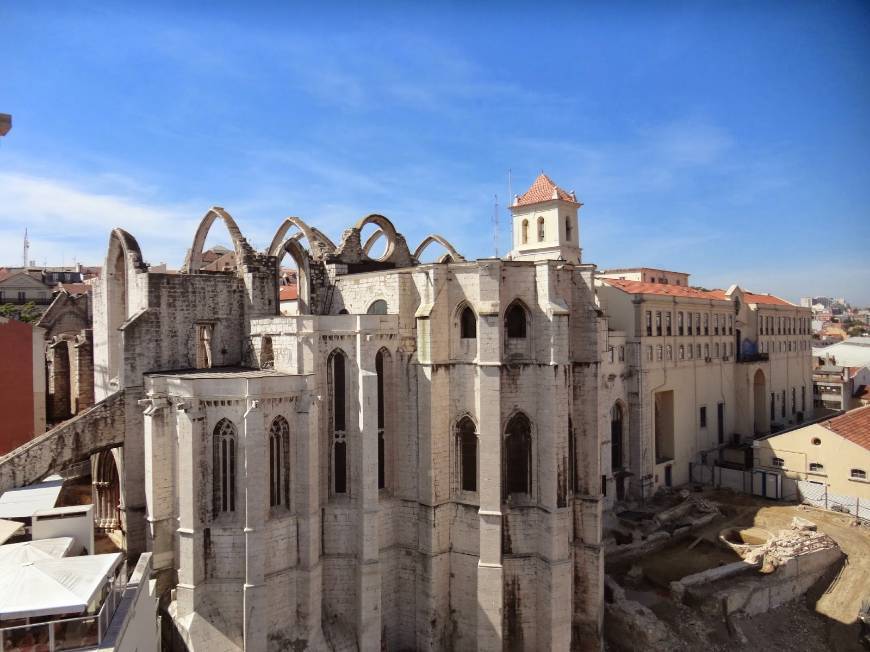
[367,299,388,315]
[269,416,290,508]
[213,418,236,514]
[460,305,477,339]
[504,413,532,499]
[521,219,529,244]
[196,323,213,369]
[505,303,527,339]
[329,350,348,495]
[456,416,477,492]
[537,217,545,241]
[611,404,624,470]
[376,349,388,490]
[261,336,274,369]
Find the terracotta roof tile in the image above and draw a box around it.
[515,173,578,207]
[58,283,91,295]
[822,405,870,451]
[706,289,794,306]
[598,278,729,301]
[279,285,298,301]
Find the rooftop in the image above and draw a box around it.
[598,278,795,306]
[513,172,579,207]
[822,405,870,451]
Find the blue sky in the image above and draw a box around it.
[1,1,869,303]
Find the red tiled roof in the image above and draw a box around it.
[515,173,578,206]
[822,405,870,451]
[706,289,794,306]
[598,278,729,301]
[279,285,298,301]
[0,269,9,283]
[58,283,91,295]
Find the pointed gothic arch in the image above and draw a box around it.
[186,207,253,273]
[412,234,465,263]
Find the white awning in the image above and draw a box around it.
[0,519,23,546]
[0,552,122,619]
[0,476,63,519]
[0,537,74,565]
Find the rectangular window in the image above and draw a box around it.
[852,469,867,480]
[714,314,719,335]
[618,345,625,362]
[687,344,693,359]
[801,386,806,413]
[760,315,764,335]
[770,393,775,421]
[728,315,733,335]
[656,311,662,336]
[772,457,784,468]
[696,343,701,358]
[699,406,707,428]
[717,402,725,444]
[609,347,615,363]
[666,345,672,360]
[715,342,720,358]
[781,390,786,418]
[666,312,672,336]
[791,387,796,414]
[656,345,663,361]
[678,312,684,336]
[17,291,25,302]
[809,462,823,473]
[647,346,653,361]
[703,313,709,335]
[704,343,710,358]
[679,344,685,359]
[646,311,652,336]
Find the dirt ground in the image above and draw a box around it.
[607,489,870,651]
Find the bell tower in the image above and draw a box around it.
[508,172,582,263]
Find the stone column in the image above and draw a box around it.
[141,394,175,579]
[243,399,267,652]
[175,399,206,618]
[476,265,503,650]
[295,390,323,642]
[356,332,381,650]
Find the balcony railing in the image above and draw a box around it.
[0,570,126,652]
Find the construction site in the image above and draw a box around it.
[603,488,870,651]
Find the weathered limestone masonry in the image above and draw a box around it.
[0,173,811,651]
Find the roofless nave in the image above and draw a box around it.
[0,173,813,651]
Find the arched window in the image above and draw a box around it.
[213,418,236,514]
[565,216,572,241]
[376,349,387,490]
[537,217,545,241]
[456,416,477,492]
[460,305,476,339]
[261,336,274,369]
[505,303,527,339]
[504,413,532,499]
[367,299,388,315]
[269,416,290,508]
[329,350,348,495]
[521,219,529,244]
[338,308,349,315]
[611,404,624,470]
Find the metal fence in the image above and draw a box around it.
[690,462,870,523]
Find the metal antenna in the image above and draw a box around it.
[23,228,29,268]
[492,194,499,258]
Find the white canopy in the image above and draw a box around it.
[0,476,63,520]
[0,552,122,619]
[0,519,23,546]
[0,537,74,565]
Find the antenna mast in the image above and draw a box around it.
[23,228,29,268]
[493,194,499,258]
